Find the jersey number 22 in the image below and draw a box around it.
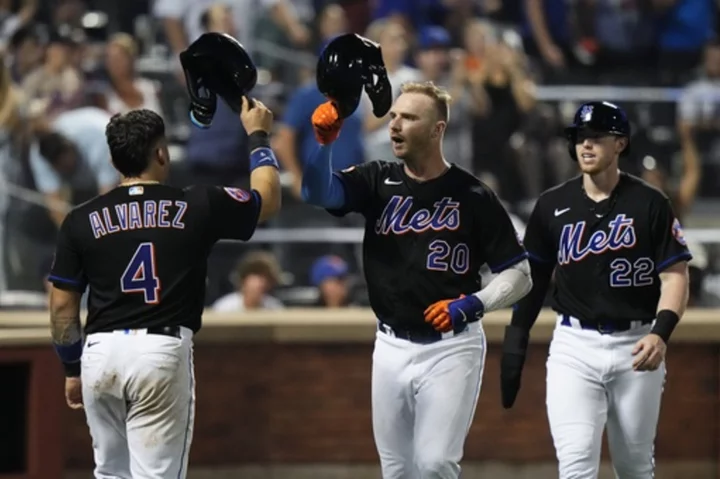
[121,242,161,304]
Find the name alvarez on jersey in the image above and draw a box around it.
[328,160,527,330]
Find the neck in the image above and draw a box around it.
[403,151,449,181]
[121,174,161,186]
[583,166,620,201]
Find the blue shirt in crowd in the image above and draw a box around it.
[657,0,714,51]
[281,83,364,172]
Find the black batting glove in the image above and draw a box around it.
[500,325,530,409]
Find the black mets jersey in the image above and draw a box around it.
[49,183,261,334]
[523,172,692,323]
[329,160,527,331]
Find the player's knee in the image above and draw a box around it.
[415,454,458,478]
[555,442,599,478]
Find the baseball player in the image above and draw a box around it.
[48,34,281,479]
[501,101,692,478]
[302,33,533,479]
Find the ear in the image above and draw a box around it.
[155,146,168,167]
[431,121,445,139]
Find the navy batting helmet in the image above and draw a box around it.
[316,33,392,119]
[564,101,631,161]
[179,32,257,129]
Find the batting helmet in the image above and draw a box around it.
[179,32,257,129]
[564,101,631,161]
[316,33,392,119]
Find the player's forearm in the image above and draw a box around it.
[301,144,346,209]
[475,259,533,313]
[651,263,690,343]
[50,287,83,377]
[248,132,282,222]
[510,260,554,330]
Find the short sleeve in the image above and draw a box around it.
[677,84,701,123]
[326,161,380,217]
[474,187,528,273]
[650,197,693,272]
[203,185,262,241]
[49,213,87,293]
[29,142,61,193]
[522,197,556,264]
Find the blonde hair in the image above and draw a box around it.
[108,33,138,58]
[400,81,452,123]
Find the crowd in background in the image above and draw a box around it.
[1,0,720,313]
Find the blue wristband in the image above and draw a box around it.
[250,147,279,171]
[53,339,83,377]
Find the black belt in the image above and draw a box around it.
[560,315,653,334]
[377,320,469,344]
[113,325,182,338]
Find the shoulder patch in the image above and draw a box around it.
[223,187,251,203]
[672,218,687,246]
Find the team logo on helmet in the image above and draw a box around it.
[672,218,687,246]
[580,104,593,122]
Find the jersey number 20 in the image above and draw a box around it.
[121,242,161,304]
[427,240,470,274]
[609,257,654,288]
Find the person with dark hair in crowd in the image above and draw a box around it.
[7,23,44,84]
[211,250,285,311]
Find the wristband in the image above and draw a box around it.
[248,131,270,151]
[53,340,83,377]
[651,309,680,343]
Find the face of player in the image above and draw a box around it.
[388,92,445,162]
[574,129,627,175]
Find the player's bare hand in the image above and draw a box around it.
[65,377,83,410]
[240,96,273,134]
[632,333,667,371]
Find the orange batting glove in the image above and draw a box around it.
[311,101,343,145]
[424,294,484,333]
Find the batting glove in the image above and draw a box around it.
[423,294,485,333]
[311,101,343,145]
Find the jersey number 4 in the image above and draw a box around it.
[121,242,161,304]
[609,257,654,288]
[427,240,470,274]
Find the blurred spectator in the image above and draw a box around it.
[317,3,348,51]
[362,17,422,162]
[413,25,485,171]
[211,250,285,312]
[273,66,364,199]
[573,0,656,78]
[467,20,537,202]
[521,0,572,78]
[310,255,355,307]
[6,23,43,84]
[0,0,38,51]
[99,33,164,118]
[370,0,449,33]
[153,0,311,83]
[676,38,720,197]
[179,4,249,188]
[20,29,82,110]
[654,0,716,80]
[27,106,117,229]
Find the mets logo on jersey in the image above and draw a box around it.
[672,218,687,246]
[224,187,251,203]
[557,213,637,265]
[375,195,461,235]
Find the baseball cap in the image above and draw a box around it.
[310,255,349,287]
[417,26,451,50]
